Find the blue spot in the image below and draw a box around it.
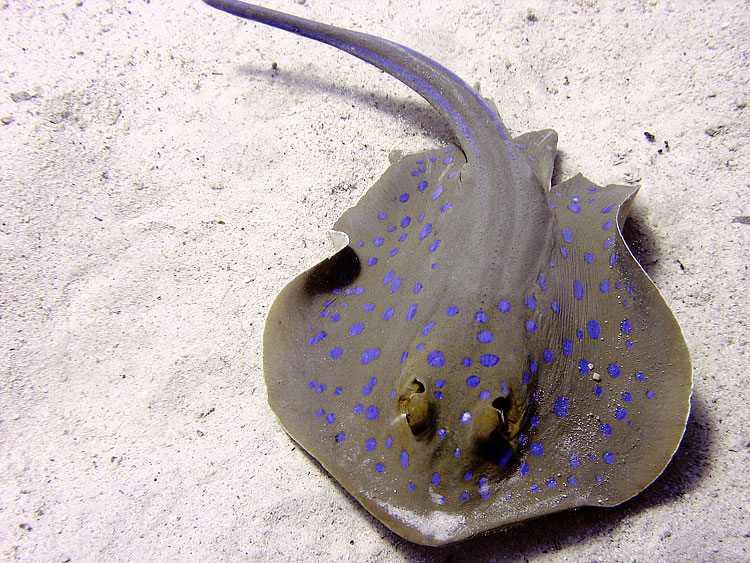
[636,371,645,382]
[361,385,372,396]
[417,180,428,191]
[579,360,591,375]
[647,390,656,398]
[568,476,578,485]
[365,438,376,452]
[377,212,386,219]
[530,484,540,493]
[444,156,453,164]
[602,205,613,213]
[390,276,402,293]
[525,295,536,310]
[603,452,615,464]
[411,170,419,177]
[334,386,342,396]
[562,338,572,357]
[538,275,547,291]
[622,392,633,402]
[480,390,490,400]
[530,360,538,374]
[408,482,416,491]
[466,376,480,388]
[571,455,580,468]
[587,319,601,340]
[335,432,346,443]
[593,386,603,396]
[554,396,569,418]
[385,436,392,449]
[546,478,557,489]
[603,220,613,230]
[330,313,341,322]
[477,330,494,343]
[464,471,473,481]
[574,280,585,300]
[551,301,561,314]
[375,463,385,474]
[406,303,418,320]
[400,351,408,363]
[526,319,537,333]
[460,411,472,424]
[462,357,473,367]
[475,311,489,323]
[497,299,511,313]
[383,270,395,284]
[615,407,628,420]
[349,323,364,336]
[437,428,447,440]
[364,303,375,312]
[561,227,574,243]
[367,257,378,266]
[419,223,433,240]
[604,237,613,250]
[308,331,327,345]
[441,202,452,212]
[543,349,554,364]
[530,416,539,428]
[610,253,619,266]
[520,462,530,476]
[621,319,633,334]
[374,237,384,247]
[422,322,435,336]
[480,354,499,367]
[498,446,512,468]
[530,442,544,456]
[365,406,380,420]
[431,184,444,200]
[568,203,582,213]
[308,380,317,389]
[585,252,595,264]
[382,307,394,321]
[608,363,621,378]
[431,472,441,485]
[329,347,343,359]
[561,247,569,259]
[600,279,610,294]
[427,350,445,367]
[400,450,410,468]
[429,239,441,252]
[413,282,423,294]
[401,216,411,228]
[354,403,364,415]
[389,247,399,257]
[316,409,324,418]
[446,305,459,316]
[399,193,409,203]
[601,423,613,436]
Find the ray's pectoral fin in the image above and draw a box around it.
[535,171,692,507]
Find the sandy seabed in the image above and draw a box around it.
[1,1,749,561]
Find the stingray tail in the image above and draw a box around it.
[203,0,508,162]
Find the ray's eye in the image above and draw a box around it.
[399,379,435,437]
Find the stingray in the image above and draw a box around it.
[204,0,692,546]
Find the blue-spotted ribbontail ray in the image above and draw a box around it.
[204,0,692,546]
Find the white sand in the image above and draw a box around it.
[1,1,748,560]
